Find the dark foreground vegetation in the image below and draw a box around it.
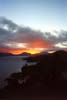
[0,50,67,100]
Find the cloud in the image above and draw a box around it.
[0,17,67,53]
[55,41,67,49]
[0,17,52,49]
[0,17,18,32]
[44,31,67,49]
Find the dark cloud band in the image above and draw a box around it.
[0,17,67,51]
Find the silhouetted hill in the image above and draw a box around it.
[1,50,67,99]
[25,50,67,62]
[55,50,67,56]
[0,52,14,57]
[18,52,31,56]
[39,51,48,55]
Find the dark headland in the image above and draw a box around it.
[0,50,67,100]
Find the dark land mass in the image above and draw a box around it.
[1,50,67,100]
[0,52,14,57]
[0,52,31,57]
[18,52,31,56]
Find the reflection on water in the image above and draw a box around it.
[0,56,26,81]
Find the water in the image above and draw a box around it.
[0,56,26,82]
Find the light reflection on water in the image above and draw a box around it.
[0,56,26,81]
[0,56,37,88]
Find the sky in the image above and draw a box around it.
[0,0,67,54]
[0,0,67,32]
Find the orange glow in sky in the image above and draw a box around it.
[0,48,41,54]
[0,48,46,55]
[10,48,45,55]
[0,40,51,55]
[10,49,40,54]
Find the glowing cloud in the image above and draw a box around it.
[0,17,67,54]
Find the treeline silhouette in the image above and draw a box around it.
[1,50,67,98]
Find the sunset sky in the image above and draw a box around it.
[0,0,67,54]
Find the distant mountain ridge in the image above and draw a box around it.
[18,52,31,56]
[0,52,14,57]
[0,50,66,57]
